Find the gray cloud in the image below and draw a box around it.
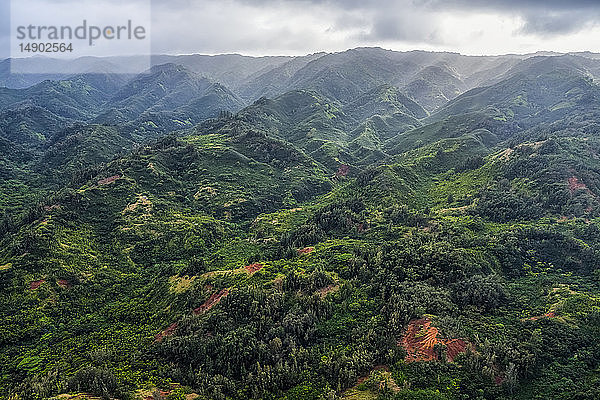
[221,0,600,38]
[440,1,599,34]
[518,9,598,35]
[415,0,600,36]
[428,0,600,9]
[354,9,443,45]
[2,0,600,58]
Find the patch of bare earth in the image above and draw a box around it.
[97,175,120,186]
[343,367,400,399]
[155,323,178,343]
[193,289,230,315]
[497,148,514,161]
[522,312,556,322]
[271,277,284,291]
[400,318,471,363]
[244,263,264,274]
[568,176,592,194]
[297,247,314,255]
[29,279,46,290]
[336,164,350,178]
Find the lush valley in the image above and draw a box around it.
[1,49,600,400]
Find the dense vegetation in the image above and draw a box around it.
[1,49,600,400]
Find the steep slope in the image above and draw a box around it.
[13,79,108,120]
[223,90,352,170]
[385,111,504,155]
[67,72,131,96]
[0,103,71,145]
[383,55,600,156]
[344,84,428,123]
[0,65,249,217]
[401,64,467,111]
[97,64,242,122]
[238,53,326,101]
[151,53,293,91]
[0,78,109,121]
[433,56,600,131]
[95,64,245,135]
[3,49,600,400]
[205,88,417,171]
[3,128,599,400]
[246,48,524,110]
[38,125,134,182]
[343,85,428,159]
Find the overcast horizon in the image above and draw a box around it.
[2,0,600,59]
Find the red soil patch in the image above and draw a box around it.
[155,323,178,342]
[444,339,470,362]
[56,279,70,289]
[193,289,230,315]
[297,247,315,255]
[29,279,46,290]
[568,177,591,194]
[244,263,264,274]
[400,318,470,363]
[523,312,556,322]
[336,164,350,178]
[97,175,120,186]
[43,204,61,212]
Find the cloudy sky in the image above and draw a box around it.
[3,0,600,57]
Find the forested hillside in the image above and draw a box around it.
[1,49,600,400]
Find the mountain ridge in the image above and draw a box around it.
[1,48,600,400]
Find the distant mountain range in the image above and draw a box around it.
[2,48,600,214]
[4,49,600,103]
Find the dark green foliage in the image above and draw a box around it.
[2,52,600,400]
[68,367,122,400]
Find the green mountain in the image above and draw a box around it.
[0,103,70,145]
[434,55,600,129]
[235,48,524,111]
[2,79,108,120]
[1,50,600,400]
[0,63,250,219]
[401,64,467,111]
[95,64,245,133]
[344,84,428,123]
